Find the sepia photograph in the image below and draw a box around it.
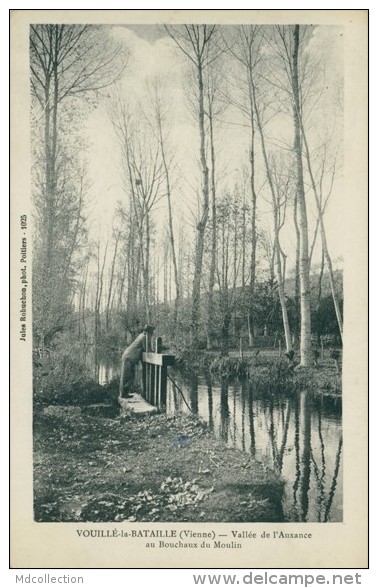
[10,9,367,568]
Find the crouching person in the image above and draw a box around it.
[119,325,155,398]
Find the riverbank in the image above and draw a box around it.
[174,349,342,395]
[34,405,285,523]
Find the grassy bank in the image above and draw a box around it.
[34,407,284,523]
[175,349,342,395]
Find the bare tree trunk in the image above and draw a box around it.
[317,248,325,346]
[155,101,180,327]
[218,205,229,355]
[192,61,210,347]
[292,25,312,366]
[252,82,292,352]
[144,214,151,323]
[78,260,89,342]
[164,25,220,348]
[293,192,301,343]
[207,101,217,350]
[117,254,128,311]
[62,173,85,282]
[222,25,260,348]
[301,128,343,343]
[105,232,120,331]
[241,200,247,340]
[221,313,232,356]
[94,239,108,348]
[163,240,168,305]
[81,262,88,342]
[273,217,292,352]
[248,70,258,348]
[94,243,101,347]
[125,217,140,314]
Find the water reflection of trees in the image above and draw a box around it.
[84,345,118,385]
[189,374,199,415]
[324,436,343,521]
[215,379,342,523]
[299,391,312,522]
[220,378,230,443]
[263,390,342,522]
[264,390,342,522]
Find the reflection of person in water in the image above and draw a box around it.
[119,325,155,398]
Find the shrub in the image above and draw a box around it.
[33,343,119,407]
[209,356,249,379]
[174,347,212,374]
[248,359,295,394]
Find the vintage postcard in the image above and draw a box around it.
[10,9,368,568]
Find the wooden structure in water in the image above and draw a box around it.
[141,336,175,410]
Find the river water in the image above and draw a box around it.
[96,353,342,523]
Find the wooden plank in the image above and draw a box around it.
[148,363,153,403]
[154,365,158,407]
[141,362,146,400]
[160,366,168,408]
[157,365,161,408]
[142,352,175,366]
[150,364,155,405]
